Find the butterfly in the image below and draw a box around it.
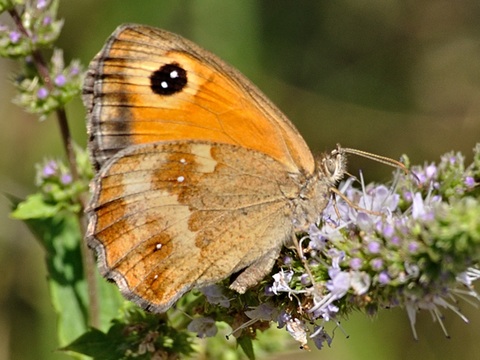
[83,24,347,312]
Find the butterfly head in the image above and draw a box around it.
[320,145,348,186]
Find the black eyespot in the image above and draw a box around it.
[149,63,187,95]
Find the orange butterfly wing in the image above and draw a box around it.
[84,24,334,312]
[83,24,315,174]
[88,141,322,312]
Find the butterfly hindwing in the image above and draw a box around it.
[87,141,303,312]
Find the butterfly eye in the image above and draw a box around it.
[321,152,346,184]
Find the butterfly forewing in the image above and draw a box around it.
[83,24,315,174]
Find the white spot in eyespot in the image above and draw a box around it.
[170,70,178,78]
[177,176,185,183]
[161,81,168,88]
[154,274,158,280]
[155,243,162,250]
[180,158,186,164]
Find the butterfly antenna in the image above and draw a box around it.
[335,144,409,174]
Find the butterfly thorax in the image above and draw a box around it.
[291,149,347,232]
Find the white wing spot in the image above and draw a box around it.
[153,274,159,280]
[155,243,162,250]
[161,81,168,88]
[180,158,186,164]
[177,176,185,183]
[170,70,179,78]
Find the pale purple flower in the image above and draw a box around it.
[54,74,66,87]
[245,303,278,321]
[310,326,332,350]
[200,285,230,308]
[271,270,294,294]
[326,271,351,298]
[70,64,80,75]
[464,176,475,188]
[60,173,72,185]
[9,31,21,43]
[43,16,52,26]
[359,185,399,213]
[37,0,48,9]
[277,310,291,328]
[412,193,426,219]
[314,303,339,322]
[349,257,362,270]
[408,241,419,253]
[378,271,390,284]
[382,223,395,238]
[403,190,413,202]
[300,273,311,285]
[367,241,381,254]
[310,271,351,316]
[328,249,345,270]
[187,317,217,338]
[37,87,49,99]
[425,164,437,179]
[356,212,373,231]
[390,235,401,246]
[308,224,327,250]
[371,258,383,270]
[42,160,57,177]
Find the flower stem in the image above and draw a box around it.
[8,7,99,328]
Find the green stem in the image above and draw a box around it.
[8,7,100,328]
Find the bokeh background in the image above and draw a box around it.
[1,1,480,359]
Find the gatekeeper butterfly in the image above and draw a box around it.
[83,24,347,312]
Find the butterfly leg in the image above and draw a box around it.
[291,233,317,286]
[229,245,282,293]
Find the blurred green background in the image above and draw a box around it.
[1,1,480,359]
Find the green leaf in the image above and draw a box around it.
[96,276,126,330]
[10,192,62,219]
[12,198,86,342]
[24,210,124,345]
[61,327,125,360]
[238,336,255,360]
[37,213,89,345]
